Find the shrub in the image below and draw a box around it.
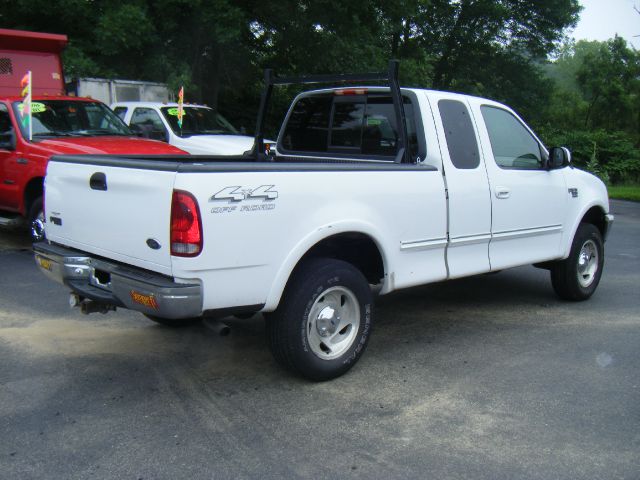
[539,128,640,184]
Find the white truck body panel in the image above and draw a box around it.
[171,168,448,310]
[467,99,568,270]
[426,91,493,278]
[171,134,254,156]
[44,161,176,276]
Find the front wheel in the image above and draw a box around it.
[266,258,373,381]
[550,223,604,301]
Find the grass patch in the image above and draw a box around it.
[608,185,640,202]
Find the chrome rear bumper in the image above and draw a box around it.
[33,242,202,319]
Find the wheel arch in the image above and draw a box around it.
[563,203,608,258]
[23,176,44,216]
[263,223,387,311]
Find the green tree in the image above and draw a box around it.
[576,37,640,134]
[1,0,582,132]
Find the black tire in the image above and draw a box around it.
[28,197,45,242]
[550,223,604,301]
[265,257,373,381]
[143,314,202,327]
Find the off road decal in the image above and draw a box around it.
[209,185,278,214]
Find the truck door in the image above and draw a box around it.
[0,102,19,210]
[473,104,566,270]
[429,94,492,278]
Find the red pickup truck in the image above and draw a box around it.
[0,28,186,240]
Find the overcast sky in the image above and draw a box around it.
[571,0,640,48]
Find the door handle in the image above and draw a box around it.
[89,172,107,191]
[495,187,510,199]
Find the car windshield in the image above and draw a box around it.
[160,106,238,136]
[12,100,132,138]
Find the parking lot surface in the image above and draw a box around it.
[1,200,638,479]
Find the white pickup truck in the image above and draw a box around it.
[34,63,613,380]
[111,101,274,155]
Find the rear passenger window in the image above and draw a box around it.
[281,93,418,159]
[438,100,480,169]
[481,106,543,170]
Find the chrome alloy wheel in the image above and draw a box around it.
[31,210,45,242]
[307,286,360,360]
[577,239,599,288]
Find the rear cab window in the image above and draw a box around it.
[279,90,424,162]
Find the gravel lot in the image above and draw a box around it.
[1,200,638,480]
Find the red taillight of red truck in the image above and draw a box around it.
[170,190,202,257]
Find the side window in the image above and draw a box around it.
[438,99,480,169]
[113,107,128,121]
[0,103,13,147]
[0,103,11,133]
[281,93,418,159]
[130,108,167,141]
[481,106,542,170]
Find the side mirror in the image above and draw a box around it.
[547,146,571,170]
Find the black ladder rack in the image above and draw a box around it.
[252,59,410,164]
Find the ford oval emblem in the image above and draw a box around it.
[146,238,161,250]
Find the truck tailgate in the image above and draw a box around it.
[44,158,177,276]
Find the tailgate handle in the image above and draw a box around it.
[90,172,107,191]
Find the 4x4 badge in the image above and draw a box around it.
[209,185,278,202]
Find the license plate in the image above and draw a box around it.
[36,256,52,271]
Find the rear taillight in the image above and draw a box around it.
[170,190,202,257]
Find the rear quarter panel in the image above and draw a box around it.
[171,166,448,311]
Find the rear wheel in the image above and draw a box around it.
[28,197,45,242]
[143,314,202,327]
[551,223,604,301]
[266,258,373,381]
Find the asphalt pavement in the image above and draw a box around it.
[0,200,638,479]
